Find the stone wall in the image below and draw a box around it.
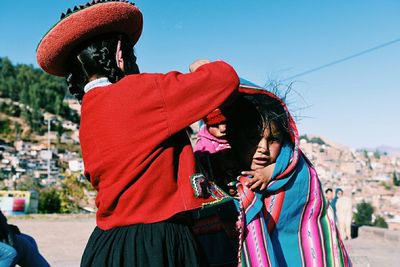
[358,226,400,243]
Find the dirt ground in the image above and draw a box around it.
[8,214,96,267]
[7,214,400,267]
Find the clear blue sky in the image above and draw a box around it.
[1,0,399,149]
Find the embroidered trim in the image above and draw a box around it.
[190,173,211,198]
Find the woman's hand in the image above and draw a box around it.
[189,59,211,72]
[241,163,276,191]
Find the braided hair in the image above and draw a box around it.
[66,34,139,101]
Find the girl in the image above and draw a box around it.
[36,1,239,266]
[223,81,351,266]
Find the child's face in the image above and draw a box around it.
[249,122,283,170]
[207,122,227,139]
[325,191,333,201]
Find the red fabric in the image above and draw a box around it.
[79,61,239,230]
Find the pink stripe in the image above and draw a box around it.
[327,206,341,265]
[312,167,327,264]
[237,177,257,212]
[259,213,273,266]
[244,215,270,266]
[327,205,352,266]
[300,167,324,266]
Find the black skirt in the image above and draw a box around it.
[81,221,205,267]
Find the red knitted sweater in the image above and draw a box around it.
[79,61,239,230]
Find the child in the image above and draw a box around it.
[192,111,240,266]
[194,109,239,196]
[222,82,351,266]
[194,108,231,154]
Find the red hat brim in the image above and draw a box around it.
[36,1,143,77]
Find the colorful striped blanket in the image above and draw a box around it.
[235,82,352,267]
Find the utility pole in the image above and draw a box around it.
[47,118,51,182]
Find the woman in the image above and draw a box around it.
[36,1,239,266]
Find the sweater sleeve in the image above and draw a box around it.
[156,61,239,136]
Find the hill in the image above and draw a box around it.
[0,57,79,142]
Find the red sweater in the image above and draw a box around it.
[79,61,239,230]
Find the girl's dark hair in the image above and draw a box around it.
[246,93,291,142]
[66,34,139,101]
[226,93,292,147]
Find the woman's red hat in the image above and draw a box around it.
[36,0,143,77]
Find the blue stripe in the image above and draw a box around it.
[244,142,293,224]
[239,78,264,89]
[271,156,310,266]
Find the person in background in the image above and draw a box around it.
[325,188,334,205]
[0,211,49,267]
[335,189,353,240]
[331,188,343,215]
[0,242,17,267]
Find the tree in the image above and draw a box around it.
[55,121,64,144]
[38,188,61,213]
[14,122,21,140]
[373,216,388,228]
[59,173,92,213]
[15,176,40,191]
[300,135,309,142]
[354,201,374,226]
[0,119,11,135]
[0,57,79,132]
[393,172,400,187]
[373,149,381,159]
[309,137,326,145]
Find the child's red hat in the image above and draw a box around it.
[36,0,143,77]
[203,109,227,125]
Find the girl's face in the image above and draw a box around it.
[236,121,284,170]
[250,122,283,170]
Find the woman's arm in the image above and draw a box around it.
[156,60,239,136]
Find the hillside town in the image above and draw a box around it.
[1,98,400,230]
[300,136,400,230]
[0,98,82,183]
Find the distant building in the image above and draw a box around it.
[68,159,84,172]
[0,190,38,215]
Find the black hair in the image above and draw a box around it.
[66,33,139,101]
[325,188,333,194]
[224,93,291,170]
[226,93,291,148]
[247,93,290,142]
